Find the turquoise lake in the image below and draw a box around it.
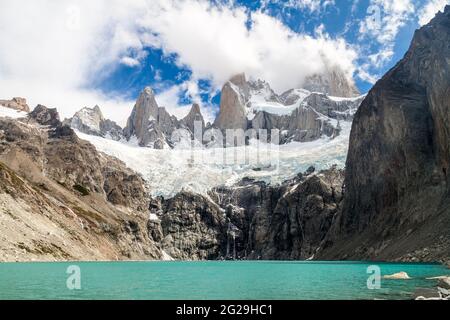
[0,261,447,300]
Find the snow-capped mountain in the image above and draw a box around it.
[64,105,124,141]
[214,73,364,143]
[61,72,364,197]
[123,87,179,148]
[66,67,363,150]
[52,70,365,195]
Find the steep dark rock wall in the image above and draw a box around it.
[151,192,227,260]
[318,6,450,262]
[211,167,344,260]
[153,167,344,260]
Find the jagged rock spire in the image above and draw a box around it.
[123,87,178,148]
[181,103,205,134]
[124,86,159,142]
[213,74,249,130]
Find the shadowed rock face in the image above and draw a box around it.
[158,192,227,260]
[29,105,60,127]
[318,6,450,262]
[210,166,344,260]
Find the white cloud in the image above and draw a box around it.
[120,57,141,67]
[262,0,335,13]
[357,64,379,84]
[0,0,152,121]
[359,0,414,60]
[142,0,357,93]
[361,0,414,41]
[357,0,414,83]
[418,0,449,26]
[0,0,358,124]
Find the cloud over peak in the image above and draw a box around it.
[0,0,368,122]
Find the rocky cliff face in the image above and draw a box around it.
[148,166,344,260]
[210,166,344,260]
[0,97,30,113]
[148,192,227,260]
[0,105,164,261]
[318,6,450,262]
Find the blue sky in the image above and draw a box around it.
[0,0,448,123]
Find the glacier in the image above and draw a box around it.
[76,120,351,198]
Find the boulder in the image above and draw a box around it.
[383,272,411,280]
[413,288,441,300]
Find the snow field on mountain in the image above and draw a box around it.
[76,121,351,198]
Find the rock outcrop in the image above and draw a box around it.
[29,104,60,127]
[66,105,124,141]
[318,6,450,262]
[151,192,227,260]
[210,166,344,260]
[252,105,339,143]
[0,97,30,113]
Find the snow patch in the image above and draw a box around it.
[327,94,366,102]
[161,250,175,261]
[0,106,28,119]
